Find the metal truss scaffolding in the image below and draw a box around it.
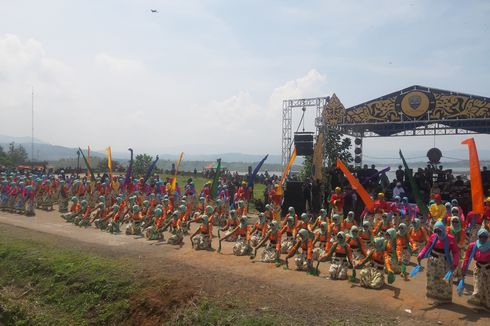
[281,97,330,171]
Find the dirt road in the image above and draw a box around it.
[1,210,488,325]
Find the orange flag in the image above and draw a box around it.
[280,147,296,186]
[461,138,484,214]
[336,158,375,212]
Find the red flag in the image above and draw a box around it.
[336,158,375,212]
[461,138,484,214]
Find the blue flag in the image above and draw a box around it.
[143,155,159,184]
[124,148,134,186]
[247,154,268,188]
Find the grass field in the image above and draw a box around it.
[159,173,266,212]
[0,230,286,326]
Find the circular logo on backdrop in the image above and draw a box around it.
[399,91,430,118]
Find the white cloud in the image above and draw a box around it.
[179,69,328,154]
[0,34,73,134]
[268,69,327,113]
[95,53,144,74]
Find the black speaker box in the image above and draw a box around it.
[281,181,306,217]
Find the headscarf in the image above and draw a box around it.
[433,221,446,240]
[385,228,396,242]
[301,213,308,222]
[258,213,266,224]
[320,209,327,219]
[346,211,355,222]
[240,216,248,228]
[201,214,209,224]
[319,222,328,234]
[476,229,490,253]
[374,237,385,252]
[450,216,461,233]
[349,226,359,239]
[397,223,407,237]
[270,220,280,233]
[412,218,421,230]
[336,231,346,246]
[433,221,451,265]
[362,220,371,232]
[297,228,309,242]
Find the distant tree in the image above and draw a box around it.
[324,129,352,168]
[97,158,122,173]
[322,129,353,196]
[0,145,11,166]
[299,156,313,181]
[299,129,352,182]
[7,142,28,166]
[133,154,153,177]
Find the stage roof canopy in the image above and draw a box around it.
[323,85,490,137]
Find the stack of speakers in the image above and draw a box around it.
[354,137,362,168]
[281,181,306,216]
[294,132,314,156]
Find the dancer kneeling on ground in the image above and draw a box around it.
[311,221,329,261]
[61,196,80,222]
[280,215,297,254]
[220,209,239,241]
[250,220,282,264]
[107,204,123,234]
[190,214,213,250]
[317,231,354,280]
[144,208,167,241]
[126,205,143,235]
[92,200,110,230]
[347,225,368,261]
[249,212,268,247]
[284,228,314,273]
[218,216,252,256]
[73,200,91,227]
[356,237,395,289]
[161,210,185,245]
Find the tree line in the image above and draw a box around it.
[0,143,29,167]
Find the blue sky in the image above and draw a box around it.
[0,0,489,158]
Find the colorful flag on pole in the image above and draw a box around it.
[107,147,112,171]
[280,148,296,186]
[247,154,268,188]
[171,152,184,191]
[399,150,428,217]
[87,145,91,180]
[210,158,222,199]
[336,158,374,212]
[462,138,484,214]
[124,148,134,186]
[107,146,113,188]
[144,155,159,184]
[78,147,95,182]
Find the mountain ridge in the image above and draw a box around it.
[2,135,489,166]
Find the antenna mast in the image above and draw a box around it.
[31,86,34,169]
